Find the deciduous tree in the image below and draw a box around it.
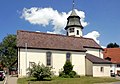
[107,43,119,48]
[0,34,17,68]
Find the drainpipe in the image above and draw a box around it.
[25,43,27,76]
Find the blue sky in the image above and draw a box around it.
[0,0,120,47]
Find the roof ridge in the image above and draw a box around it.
[18,30,95,40]
[18,30,65,37]
[80,36,94,40]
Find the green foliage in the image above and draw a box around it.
[63,61,73,75]
[28,62,53,80]
[59,71,69,78]
[17,76,120,84]
[59,61,79,78]
[107,42,119,48]
[0,34,17,68]
[69,71,77,78]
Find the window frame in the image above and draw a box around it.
[46,52,52,66]
[29,62,35,68]
[66,53,71,62]
[100,67,104,72]
[69,28,74,33]
[77,30,79,35]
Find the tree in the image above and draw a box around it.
[107,43,119,48]
[0,34,17,68]
[114,43,120,48]
[28,62,53,80]
[59,61,78,78]
[63,61,73,75]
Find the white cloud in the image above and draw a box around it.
[21,7,102,44]
[47,31,56,34]
[21,7,88,34]
[84,31,100,44]
[35,31,40,32]
[101,46,106,48]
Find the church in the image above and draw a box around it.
[17,8,111,77]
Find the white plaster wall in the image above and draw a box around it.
[72,52,86,75]
[74,27,82,37]
[99,50,103,59]
[18,48,86,77]
[86,48,103,58]
[85,59,93,76]
[52,51,66,75]
[93,64,110,77]
[68,32,75,36]
[68,27,82,37]
[18,49,46,77]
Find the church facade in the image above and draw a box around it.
[17,9,111,77]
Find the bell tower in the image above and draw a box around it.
[65,0,83,37]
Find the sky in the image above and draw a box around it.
[0,0,120,47]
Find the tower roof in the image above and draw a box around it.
[65,9,83,30]
[70,9,78,16]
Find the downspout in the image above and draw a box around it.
[25,43,27,76]
[18,48,20,76]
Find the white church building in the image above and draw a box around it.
[17,9,111,77]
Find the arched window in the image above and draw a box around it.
[66,53,71,61]
[46,52,52,66]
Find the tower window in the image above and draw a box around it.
[77,30,79,35]
[69,28,74,33]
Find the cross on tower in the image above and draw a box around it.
[72,0,75,10]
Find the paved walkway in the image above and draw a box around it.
[5,75,18,84]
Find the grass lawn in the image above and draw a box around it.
[17,76,120,84]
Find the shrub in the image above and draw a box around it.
[59,71,65,77]
[69,71,77,78]
[63,61,73,75]
[27,62,53,80]
[59,61,79,78]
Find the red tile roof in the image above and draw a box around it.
[17,30,102,52]
[103,48,120,63]
[86,53,111,64]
